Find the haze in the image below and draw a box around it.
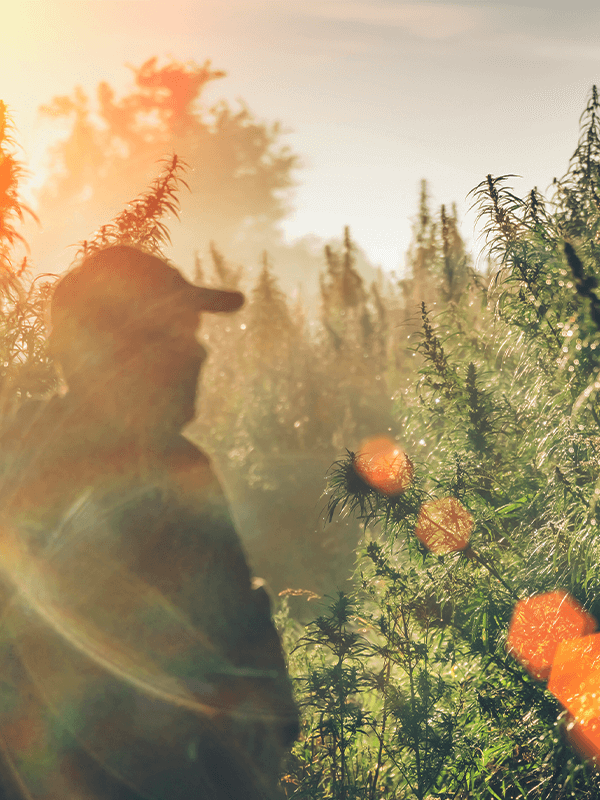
[2,0,599,278]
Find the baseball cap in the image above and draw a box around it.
[50,245,244,337]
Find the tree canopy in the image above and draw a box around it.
[36,57,300,271]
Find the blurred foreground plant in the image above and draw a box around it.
[0,102,55,414]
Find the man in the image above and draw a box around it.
[0,245,298,799]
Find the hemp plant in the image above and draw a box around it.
[286,86,600,799]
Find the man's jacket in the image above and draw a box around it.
[0,397,298,799]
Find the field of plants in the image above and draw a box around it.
[4,80,600,797]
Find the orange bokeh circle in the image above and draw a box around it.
[353,437,414,497]
[507,591,596,682]
[548,631,600,722]
[414,497,473,555]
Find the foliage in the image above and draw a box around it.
[0,109,195,417]
[75,154,190,258]
[401,180,473,317]
[191,234,398,599]
[0,102,38,272]
[284,86,600,798]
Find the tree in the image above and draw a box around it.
[36,57,300,271]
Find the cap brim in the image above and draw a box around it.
[189,287,245,313]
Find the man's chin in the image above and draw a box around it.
[174,403,197,432]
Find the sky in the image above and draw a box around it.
[1,0,600,275]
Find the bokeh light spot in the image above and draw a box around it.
[508,591,596,682]
[353,437,414,497]
[549,633,600,724]
[414,497,473,555]
[563,712,600,767]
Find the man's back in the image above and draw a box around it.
[0,395,298,799]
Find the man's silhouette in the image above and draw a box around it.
[0,245,298,799]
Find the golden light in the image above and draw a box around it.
[507,591,596,681]
[353,436,414,497]
[414,497,473,555]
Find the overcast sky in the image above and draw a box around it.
[2,0,600,274]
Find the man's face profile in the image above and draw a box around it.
[121,304,207,430]
[48,246,239,439]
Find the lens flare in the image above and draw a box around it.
[414,497,473,555]
[507,591,596,681]
[0,487,289,798]
[353,437,413,496]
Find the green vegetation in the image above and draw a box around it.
[282,87,600,798]
[4,75,600,797]
[0,102,55,416]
